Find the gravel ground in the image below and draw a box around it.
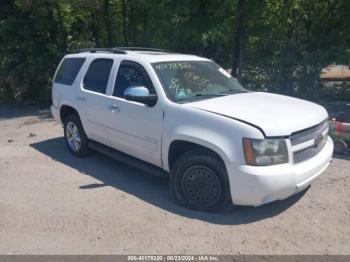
[0,104,349,255]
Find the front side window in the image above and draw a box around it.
[54,57,85,85]
[152,61,247,102]
[113,63,153,98]
[83,59,113,94]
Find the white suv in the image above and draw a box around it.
[51,47,333,211]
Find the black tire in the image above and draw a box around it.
[63,114,92,157]
[170,149,231,212]
[334,139,347,154]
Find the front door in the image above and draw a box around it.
[105,61,163,167]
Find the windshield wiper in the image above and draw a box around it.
[219,89,248,95]
[178,93,225,102]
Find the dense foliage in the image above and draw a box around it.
[0,0,349,104]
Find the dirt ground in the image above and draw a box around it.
[0,104,349,255]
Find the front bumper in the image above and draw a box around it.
[226,136,333,206]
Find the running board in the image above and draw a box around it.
[88,140,168,177]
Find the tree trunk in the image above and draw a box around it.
[103,0,113,47]
[128,0,136,45]
[231,0,245,79]
[121,0,128,46]
[90,11,100,47]
[55,4,67,51]
[281,0,295,96]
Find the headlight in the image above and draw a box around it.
[243,138,289,166]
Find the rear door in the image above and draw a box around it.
[104,60,163,167]
[52,57,86,117]
[78,58,114,145]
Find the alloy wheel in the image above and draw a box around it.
[65,122,82,152]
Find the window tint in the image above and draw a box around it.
[83,59,113,94]
[113,64,153,98]
[54,58,85,85]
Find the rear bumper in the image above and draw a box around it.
[50,105,60,123]
[226,136,333,206]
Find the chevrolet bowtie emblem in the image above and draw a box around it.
[315,134,324,146]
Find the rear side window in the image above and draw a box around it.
[54,58,85,85]
[83,59,113,94]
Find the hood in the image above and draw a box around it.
[187,92,328,137]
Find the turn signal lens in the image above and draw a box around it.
[243,138,255,165]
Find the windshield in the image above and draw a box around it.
[152,60,247,102]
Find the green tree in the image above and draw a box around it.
[0,0,349,104]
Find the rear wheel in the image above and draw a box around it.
[170,149,231,212]
[64,114,91,157]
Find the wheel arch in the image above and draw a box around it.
[59,104,80,124]
[166,137,229,171]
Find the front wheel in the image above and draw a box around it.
[170,149,231,212]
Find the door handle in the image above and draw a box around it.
[75,96,86,102]
[107,104,121,112]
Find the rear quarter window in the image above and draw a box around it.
[54,58,86,85]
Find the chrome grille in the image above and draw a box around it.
[293,135,327,163]
[291,120,329,163]
[290,120,328,146]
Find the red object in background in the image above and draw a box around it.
[335,121,342,135]
[331,113,350,136]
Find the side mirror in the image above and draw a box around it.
[123,86,157,106]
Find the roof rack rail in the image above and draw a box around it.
[117,47,169,52]
[75,48,127,54]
